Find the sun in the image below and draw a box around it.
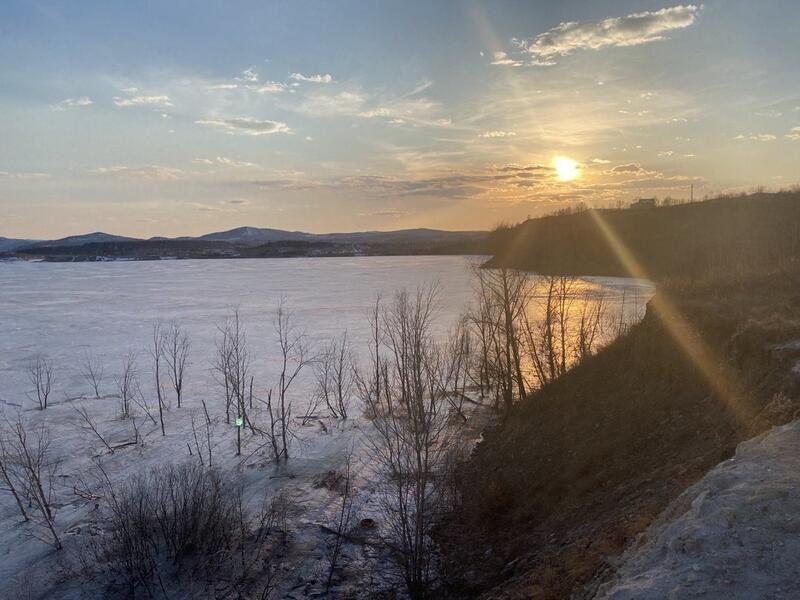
[554,156,579,181]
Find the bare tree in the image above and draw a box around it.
[264,301,311,461]
[213,318,235,424]
[80,352,104,399]
[115,352,139,419]
[326,448,357,591]
[72,404,115,454]
[26,356,55,410]
[199,397,214,467]
[575,287,607,362]
[163,321,189,408]
[470,267,531,411]
[150,323,166,436]
[2,418,62,549]
[216,309,252,456]
[360,286,464,598]
[314,331,355,420]
[0,432,28,522]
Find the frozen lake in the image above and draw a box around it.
[0,256,654,410]
[0,256,654,597]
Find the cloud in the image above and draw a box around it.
[237,68,259,83]
[755,109,783,118]
[657,150,675,157]
[290,73,333,83]
[247,163,553,201]
[478,130,517,138]
[490,51,522,67]
[364,209,409,218]
[786,127,800,141]
[54,96,94,110]
[512,4,700,65]
[591,158,611,164]
[89,165,183,180]
[193,156,258,168]
[0,171,51,179]
[734,133,777,142]
[250,82,287,94]
[195,117,291,136]
[298,90,367,116]
[604,163,660,176]
[113,95,173,108]
[359,108,391,118]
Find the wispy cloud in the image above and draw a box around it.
[734,133,777,142]
[478,130,517,139]
[195,117,291,136]
[510,4,700,65]
[113,94,173,108]
[237,67,259,83]
[250,82,287,94]
[604,163,661,177]
[89,165,183,180]
[53,96,94,110]
[290,72,333,83]
[489,51,522,67]
[192,156,258,168]
[785,127,800,141]
[298,90,367,117]
[0,171,51,179]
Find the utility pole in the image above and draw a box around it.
[690,184,694,203]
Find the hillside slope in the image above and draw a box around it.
[439,270,800,599]
[486,191,800,280]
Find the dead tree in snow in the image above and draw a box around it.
[360,286,464,598]
[267,301,311,461]
[150,323,166,436]
[325,448,357,591]
[80,352,104,399]
[26,356,55,410]
[216,309,252,455]
[213,320,235,424]
[0,432,28,522]
[72,404,115,454]
[3,418,62,549]
[163,321,189,408]
[115,352,139,419]
[314,331,355,419]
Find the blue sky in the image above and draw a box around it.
[1,1,799,238]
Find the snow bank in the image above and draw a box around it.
[597,419,800,599]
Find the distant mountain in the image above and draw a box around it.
[27,232,141,249]
[318,228,487,244]
[194,226,314,245]
[0,236,40,252]
[3,227,489,260]
[193,226,487,246]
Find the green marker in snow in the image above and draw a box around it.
[235,416,243,427]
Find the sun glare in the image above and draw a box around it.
[554,156,579,181]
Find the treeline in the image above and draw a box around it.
[8,237,491,261]
[486,190,800,280]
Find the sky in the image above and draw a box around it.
[1,1,799,239]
